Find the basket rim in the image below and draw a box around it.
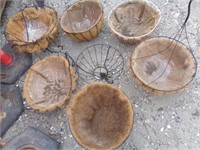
[59,0,104,34]
[108,0,161,40]
[130,36,197,93]
[5,6,58,46]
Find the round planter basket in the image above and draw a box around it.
[108,0,161,44]
[130,37,197,94]
[68,83,133,149]
[60,0,104,41]
[23,56,77,112]
[5,6,58,54]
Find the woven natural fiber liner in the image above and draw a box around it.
[130,37,197,95]
[23,56,77,112]
[108,0,161,44]
[60,0,104,41]
[5,6,58,54]
[68,83,133,150]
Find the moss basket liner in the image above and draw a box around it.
[5,6,58,54]
[130,37,197,94]
[108,0,161,44]
[60,0,104,41]
[68,83,133,149]
[23,56,77,112]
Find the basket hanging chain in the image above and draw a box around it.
[36,0,45,8]
[45,43,76,68]
[131,0,194,88]
[147,0,194,86]
[132,0,194,61]
[182,0,193,27]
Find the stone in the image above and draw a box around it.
[0,43,32,84]
[0,84,24,137]
[1,127,60,150]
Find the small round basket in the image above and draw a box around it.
[60,0,104,41]
[130,37,197,94]
[68,83,133,149]
[5,6,58,54]
[108,0,161,44]
[23,56,77,112]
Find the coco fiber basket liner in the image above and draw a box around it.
[23,56,77,112]
[130,37,197,94]
[60,0,104,41]
[108,0,161,44]
[5,6,58,54]
[68,83,133,149]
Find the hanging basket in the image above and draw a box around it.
[130,37,197,94]
[5,6,58,54]
[23,56,77,112]
[108,0,161,44]
[67,83,133,150]
[76,44,124,84]
[60,0,104,41]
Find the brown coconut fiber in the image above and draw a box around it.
[60,0,103,41]
[23,56,77,112]
[68,83,133,150]
[5,6,58,54]
[130,37,197,94]
[108,0,160,44]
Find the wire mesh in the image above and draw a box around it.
[76,44,124,84]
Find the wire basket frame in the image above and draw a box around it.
[130,0,197,94]
[76,44,124,84]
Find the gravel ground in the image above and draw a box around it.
[0,0,200,150]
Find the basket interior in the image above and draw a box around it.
[23,56,75,110]
[6,7,56,43]
[69,83,133,149]
[109,0,160,37]
[131,37,196,91]
[60,0,102,33]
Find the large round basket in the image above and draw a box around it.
[68,83,133,149]
[130,37,197,94]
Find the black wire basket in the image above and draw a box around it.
[76,44,124,84]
